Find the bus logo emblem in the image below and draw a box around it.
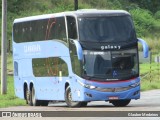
[101,45,121,50]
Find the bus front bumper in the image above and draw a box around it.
[82,86,140,101]
[72,77,141,101]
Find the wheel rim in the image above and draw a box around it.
[68,90,72,102]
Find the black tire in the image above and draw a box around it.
[40,101,49,106]
[80,102,88,107]
[111,99,131,107]
[31,86,41,106]
[65,86,82,107]
[25,87,32,106]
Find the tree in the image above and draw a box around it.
[129,0,160,13]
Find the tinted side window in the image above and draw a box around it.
[13,23,22,43]
[67,16,77,39]
[13,24,18,42]
[14,61,18,76]
[13,17,67,43]
[48,17,66,41]
[30,19,48,42]
[22,22,31,42]
[32,57,69,77]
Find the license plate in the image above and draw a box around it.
[109,96,119,100]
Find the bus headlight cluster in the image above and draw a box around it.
[130,82,140,87]
[84,84,97,89]
[77,80,96,89]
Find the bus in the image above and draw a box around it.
[12,9,149,107]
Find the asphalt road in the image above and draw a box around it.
[0,89,160,120]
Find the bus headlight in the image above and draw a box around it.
[77,80,96,89]
[130,82,140,87]
[84,84,96,89]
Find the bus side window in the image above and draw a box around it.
[67,16,77,39]
[32,57,69,77]
[31,20,39,42]
[13,23,22,43]
[14,22,30,43]
[14,61,18,76]
[13,24,18,43]
[59,58,69,76]
[21,22,27,42]
[48,17,67,41]
[40,19,48,41]
[22,22,31,42]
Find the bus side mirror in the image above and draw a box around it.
[72,40,83,60]
[138,38,149,58]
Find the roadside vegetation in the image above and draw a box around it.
[140,63,160,91]
[0,76,26,108]
[139,37,160,91]
[0,55,26,108]
[0,0,160,108]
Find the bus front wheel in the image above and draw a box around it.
[110,99,131,107]
[65,86,82,107]
[81,102,88,107]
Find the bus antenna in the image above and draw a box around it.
[74,0,78,10]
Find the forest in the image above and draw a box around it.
[0,0,160,47]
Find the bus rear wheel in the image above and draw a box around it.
[40,100,49,106]
[25,87,32,105]
[110,99,131,107]
[65,86,82,107]
[31,86,41,106]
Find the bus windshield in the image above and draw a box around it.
[78,16,136,42]
[83,48,138,81]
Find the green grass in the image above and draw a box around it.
[140,62,160,91]
[7,54,13,71]
[138,37,160,91]
[0,76,26,108]
[0,55,26,108]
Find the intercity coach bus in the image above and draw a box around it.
[12,9,148,107]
